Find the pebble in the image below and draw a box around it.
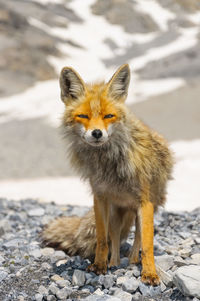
[155,255,174,271]
[35,294,43,301]
[0,198,199,300]
[38,285,48,296]
[41,247,55,257]
[114,290,133,301]
[122,277,139,293]
[72,269,85,286]
[51,274,64,282]
[28,208,45,217]
[50,250,67,263]
[139,282,162,297]
[0,271,8,282]
[173,265,200,298]
[55,287,72,299]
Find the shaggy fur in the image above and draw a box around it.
[42,64,173,283]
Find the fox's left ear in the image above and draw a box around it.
[107,64,130,101]
[59,67,86,102]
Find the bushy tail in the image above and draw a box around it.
[42,209,96,258]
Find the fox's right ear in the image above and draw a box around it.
[59,67,86,102]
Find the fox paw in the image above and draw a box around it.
[141,272,160,286]
[87,263,107,275]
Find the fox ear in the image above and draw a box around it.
[59,67,86,102]
[107,64,130,101]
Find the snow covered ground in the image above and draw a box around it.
[0,0,200,211]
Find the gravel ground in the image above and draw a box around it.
[0,198,200,301]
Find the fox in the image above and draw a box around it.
[42,64,173,286]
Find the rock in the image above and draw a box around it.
[120,257,129,268]
[72,269,85,287]
[132,291,142,300]
[38,285,48,296]
[155,255,174,271]
[103,275,114,289]
[0,255,5,264]
[156,265,173,287]
[194,237,200,244]
[47,296,56,301]
[174,256,188,267]
[41,247,55,257]
[48,283,59,295]
[41,262,52,271]
[122,277,139,293]
[179,247,192,258]
[56,279,71,288]
[139,282,162,297]
[116,276,127,286]
[50,250,67,263]
[0,220,12,236]
[29,249,41,259]
[94,288,104,295]
[56,288,72,300]
[51,274,64,282]
[189,254,200,265]
[85,295,120,301]
[114,290,133,301]
[130,265,140,277]
[56,259,68,266]
[35,294,43,301]
[28,208,45,217]
[173,265,200,298]
[0,271,8,282]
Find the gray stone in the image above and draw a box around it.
[132,292,142,300]
[0,220,12,236]
[155,255,174,271]
[38,285,48,296]
[156,265,173,287]
[122,277,139,293]
[103,275,114,289]
[174,256,188,267]
[28,208,45,217]
[56,279,71,288]
[116,276,127,286]
[72,269,85,287]
[85,295,120,301]
[56,288,72,299]
[0,271,8,282]
[47,296,56,301]
[35,294,43,301]
[131,265,140,277]
[29,249,41,259]
[50,250,66,263]
[189,254,200,265]
[120,257,129,268]
[139,282,162,297]
[194,237,200,244]
[0,255,5,264]
[114,290,133,301]
[173,265,200,298]
[48,283,59,295]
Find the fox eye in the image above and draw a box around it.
[77,114,89,119]
[104,114,114,119]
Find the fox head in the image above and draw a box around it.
[60,64,130,147]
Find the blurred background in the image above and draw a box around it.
[0,0,199,211]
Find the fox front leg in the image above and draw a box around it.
[140,184,160,286]
[87,197,109,274]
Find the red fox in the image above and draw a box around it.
[42,64,173,286]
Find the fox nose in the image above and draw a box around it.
[92,129,103,139]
